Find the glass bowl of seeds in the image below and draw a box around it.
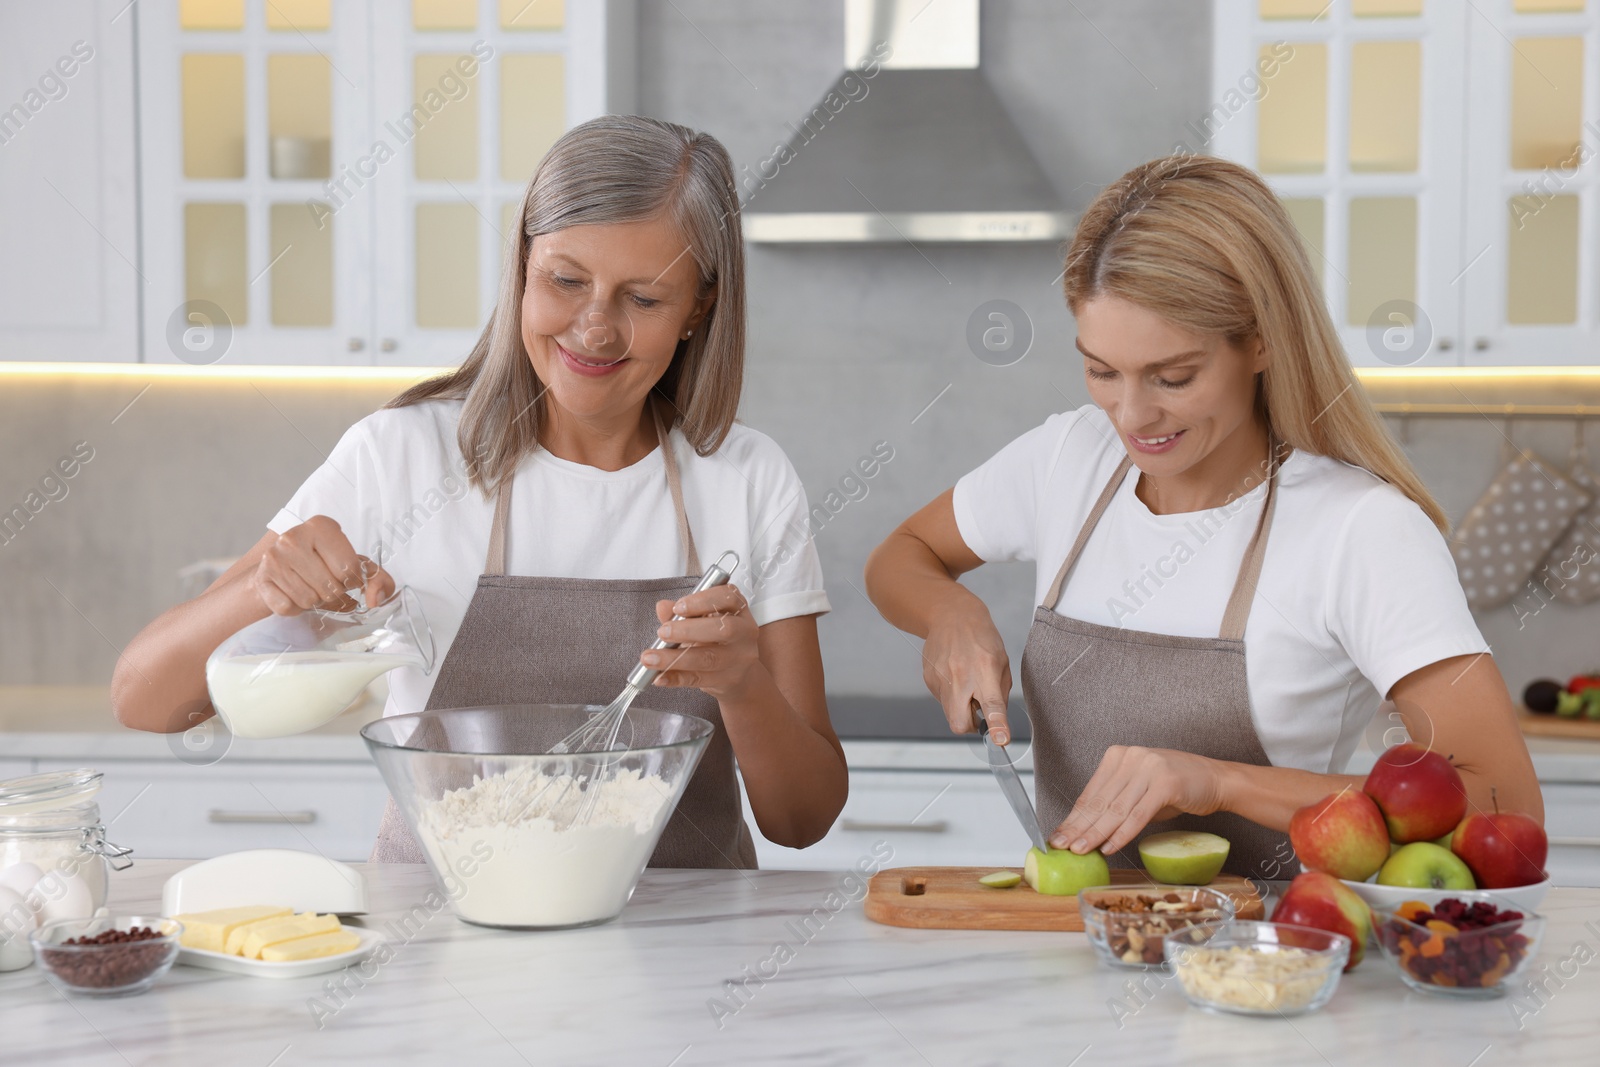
[30,915,183,996]
[1078,886,1237,968]
[1163,920,1349,1017]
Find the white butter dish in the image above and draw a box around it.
[161,850,368,917]
[177,925,381,979]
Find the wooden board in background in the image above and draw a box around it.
[1518,709,1600,741]
[864,866,1266,932]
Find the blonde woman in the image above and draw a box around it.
[114,116,847,866]
[865,155,1542,878]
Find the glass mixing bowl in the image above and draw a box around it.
[362,704,712,930]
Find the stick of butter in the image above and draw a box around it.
[172,905,293,954]
[224,914,301,956]
[259,929,361,962]
[241,913,343,959]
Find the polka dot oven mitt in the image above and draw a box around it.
[1452,451,1590,611]
[1542,452,1600,604]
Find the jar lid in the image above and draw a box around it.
[0,768,103,815]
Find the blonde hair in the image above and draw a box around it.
[390,115,746,495]
[1061,154,1447,532]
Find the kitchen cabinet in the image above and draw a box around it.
[0,0,140,362]
[1212,0,1600,366]
[33,757,388,862]
[127,0,635,366]
[748,768,1041,872]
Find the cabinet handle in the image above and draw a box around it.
[1474,337,1490,351]
[380,338,399,352]
[208,809,317,825]
[1437,337,1454,351]
[839,818,949,834]
[1549,836,1600,848]
[347,337,365,352]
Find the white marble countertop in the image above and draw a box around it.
[4,858,1598,1066]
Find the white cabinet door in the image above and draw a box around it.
[1460,0,1600,365]
[0,0,138,362]
[749,770,1040,872]
[131,0,631,367]
[136,0,375,365]
[1539,781,1600,887]
[368,1,628,366]
[38,758,389,863]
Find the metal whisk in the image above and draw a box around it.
[500,551,740,830]
[552,550,740,756]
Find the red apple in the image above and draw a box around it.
[1271,870,1373,970]
[1289,789,1390,881]
[1451,806,1548,889]
[1363,743,1468,843]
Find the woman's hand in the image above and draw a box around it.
[1047,745,1226,857]
[253,515,392,615]
[645,584,759,699]
[922,605,1014,744]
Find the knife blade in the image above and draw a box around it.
[971,702,1048,853]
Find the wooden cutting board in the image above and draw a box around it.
[864,866,1266,932]
[1519,709,1600,741]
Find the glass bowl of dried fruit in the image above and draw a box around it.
[1078,886,1237,968]
[1373,895,1544,998]
[1163,920,1350,1017]
[30,915,183,996]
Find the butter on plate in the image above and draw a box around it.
[240,914,342,959]
[260,929,362,962]
[173,905,292,954]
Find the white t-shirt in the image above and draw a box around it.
[952,405,1489,774]
[267,399,830,717]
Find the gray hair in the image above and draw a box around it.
[389,115,747,496]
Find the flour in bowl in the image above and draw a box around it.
[415,764,674,927]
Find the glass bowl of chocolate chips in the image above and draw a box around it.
[1079,887,1237,968]
[31,915,183,996]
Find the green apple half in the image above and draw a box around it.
[1138,831,1230,885]
[1023,847,1111,896]
[1376,841,1477,890]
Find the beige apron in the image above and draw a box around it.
[370,403,757,869]
[1020,441,1296,880]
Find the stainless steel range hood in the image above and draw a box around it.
[741,0,1073,244]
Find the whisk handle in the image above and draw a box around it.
[625,551,740,690]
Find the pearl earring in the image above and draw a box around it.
[684,329,694,338]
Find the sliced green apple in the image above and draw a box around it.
[978,871,1022,889]
[1023,846,1111,896]
[1138,830,1230,885]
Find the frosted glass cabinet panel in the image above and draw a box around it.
[136,0,630,365]
[1213,0,1600,365]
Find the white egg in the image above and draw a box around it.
[0,885,34,972]
[35,870,94,926]
[0,861,43,898]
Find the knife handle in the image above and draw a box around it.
[970,698,992,737]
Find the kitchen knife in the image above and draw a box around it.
[971,702,1048,853]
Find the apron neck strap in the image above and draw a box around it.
[1040,435,1287,641]
[483,396,701,576]
[653,397,702,575]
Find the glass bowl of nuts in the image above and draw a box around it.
[1078,887,1237,968]
[1163,920,1349,1017]
[1373,896,1544,998]
[30,915,183,996]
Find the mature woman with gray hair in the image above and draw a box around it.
[113,116,848,868]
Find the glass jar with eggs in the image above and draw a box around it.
[0,769,133,969]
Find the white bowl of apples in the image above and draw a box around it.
[1288,743,1550,915]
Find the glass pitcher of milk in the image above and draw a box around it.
[205,587,435,739]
